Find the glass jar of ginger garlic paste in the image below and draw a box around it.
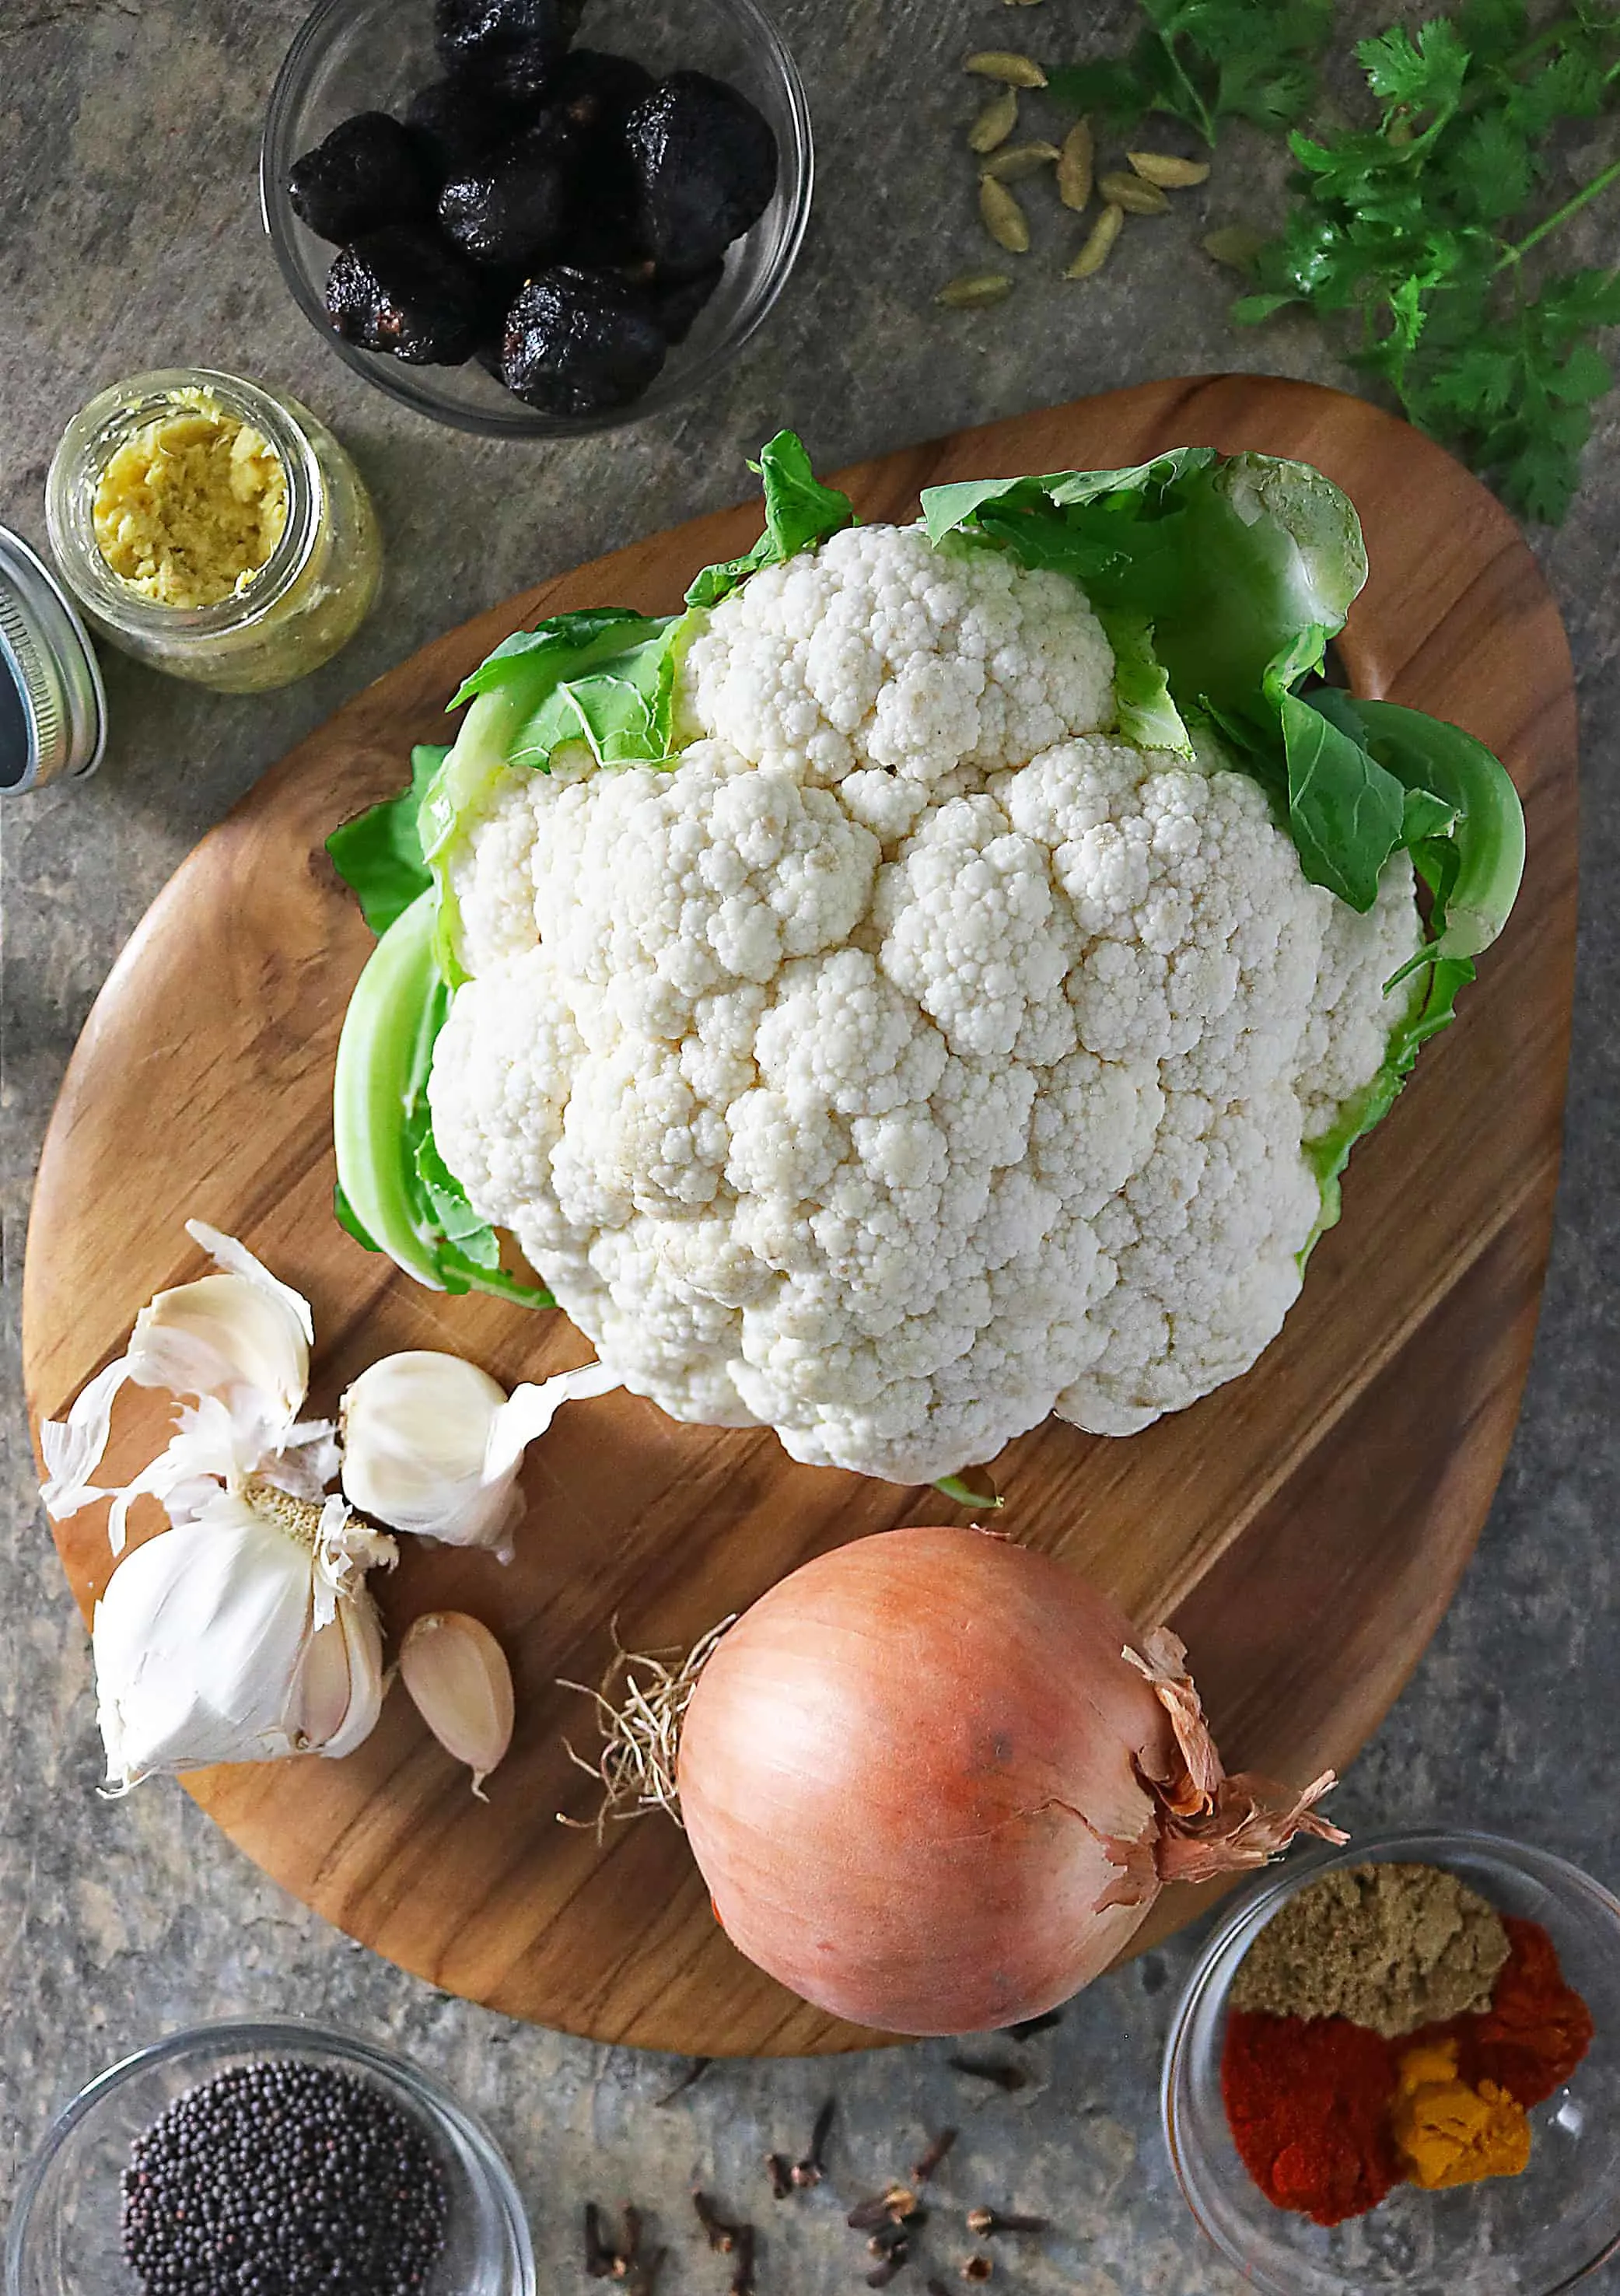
[46,369,380,693]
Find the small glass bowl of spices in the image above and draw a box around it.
[4,2017,534,2296]
[1162,1829,1620,2296]
[46,369,380,692]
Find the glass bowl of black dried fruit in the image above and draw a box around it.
[4,2017,535,2296]
[262,0,813,435]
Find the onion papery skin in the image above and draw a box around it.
[676,1525,1187,2035]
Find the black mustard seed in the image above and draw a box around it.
[118,2057,449,2296]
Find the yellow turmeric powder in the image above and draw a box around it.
[1391,2039,1531,2190]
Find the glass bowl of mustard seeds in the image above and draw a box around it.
[4,2018,534,2296]
[1162,1829,1620,2296]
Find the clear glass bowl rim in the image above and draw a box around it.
[1160,1824,1620,2296]
[3,2014,537,2296]
[258,0,815,439]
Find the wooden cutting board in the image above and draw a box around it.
[23,376,1577,2056]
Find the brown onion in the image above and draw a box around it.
[676,1525,1342,2035]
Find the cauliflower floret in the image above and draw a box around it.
[682,524,1117,790]
[428,522,1423,1482]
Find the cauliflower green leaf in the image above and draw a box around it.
[684,429,857,610]
[324,744,446,936]
[922,446,1414,909]
[330,892,555,1306]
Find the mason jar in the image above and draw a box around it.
[46,369,380,694]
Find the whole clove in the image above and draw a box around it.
[1006,2009,1062,2042]
[584,2203,615,2279]
[961,2259,995,2284]
[913,2129,959,2184]
[849,2185,924,2231]
[868,2224,913,2260]
[693,2191,740,2252]
[866,2256,910,2291]
[765,2153,793,2198]
[946,2056,1028,2093]
[656,2056,713,2106]
[791,2096,837,2186]
[616,2204,643,2273]
[966,2207,1048,2235]
[730,2222,758,2296]
[626,2249,666,2296]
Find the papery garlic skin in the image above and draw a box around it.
[92,1488,393,1793]
[40,1223,336,1549]
[397,1612,514,1798]
[341,1353,617,1557]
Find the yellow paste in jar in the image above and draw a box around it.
[92,392,289,608]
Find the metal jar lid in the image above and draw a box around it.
[0,525,107,794]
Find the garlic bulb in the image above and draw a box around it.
[93,1486,394,1794]
[397,1612,514,1798]
[40,1221,338,1551]
[340,1353,617,1557]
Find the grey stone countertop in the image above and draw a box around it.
[2,0,1616,2287]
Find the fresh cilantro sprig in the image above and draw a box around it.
[1051,0,1620,520]
[1048,0,1335,145]
[1231,2,1620,520]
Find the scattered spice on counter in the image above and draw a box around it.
[913,2127,959,2182]
[1222,1867,1594,2228]
[585,2201,617,2277]
[693,2189,743,2252]
[656,2056,713,2107]
[965,2206,1048,2235]
[119,2060,447,2296]
[765,2151,794,2198]
[1388,2039,1531,2190]
[1231,1862,1511,2036]
[790,2097,837,2186]
[946,2055,1028,2093]
[92,390,289,609]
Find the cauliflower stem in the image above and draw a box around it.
[326,432,1524,1485]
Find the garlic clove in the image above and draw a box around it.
[91,1484,394,1793]
[341,1353,617,1556]
[130,1272,308,1430]
[397,1612,515,1799]
[40,1223,328,1541]
[484,1360,620,1483]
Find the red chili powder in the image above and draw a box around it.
[1220,2011,1404,2227]
[1422,1916,1595,2109]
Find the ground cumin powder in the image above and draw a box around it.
[1232,1863,1511,2038]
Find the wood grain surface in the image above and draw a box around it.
[23,376,1577,2055]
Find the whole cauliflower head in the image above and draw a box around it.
[429,524,1420,1482]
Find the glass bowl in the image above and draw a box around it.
[1163,1829,1620,2296]
[5,2018,535,2296]
[261,0,813,438]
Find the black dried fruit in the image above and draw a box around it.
[545,47,656,135]
[439,121,582,268]
[542,53,656,268]
[326,227,488,364]
[435,0,585,100]
[287,112,436,243]
[624,71,778,275]
[407,78,528,176]
[501,266,667,415]
[653,257,724,344]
